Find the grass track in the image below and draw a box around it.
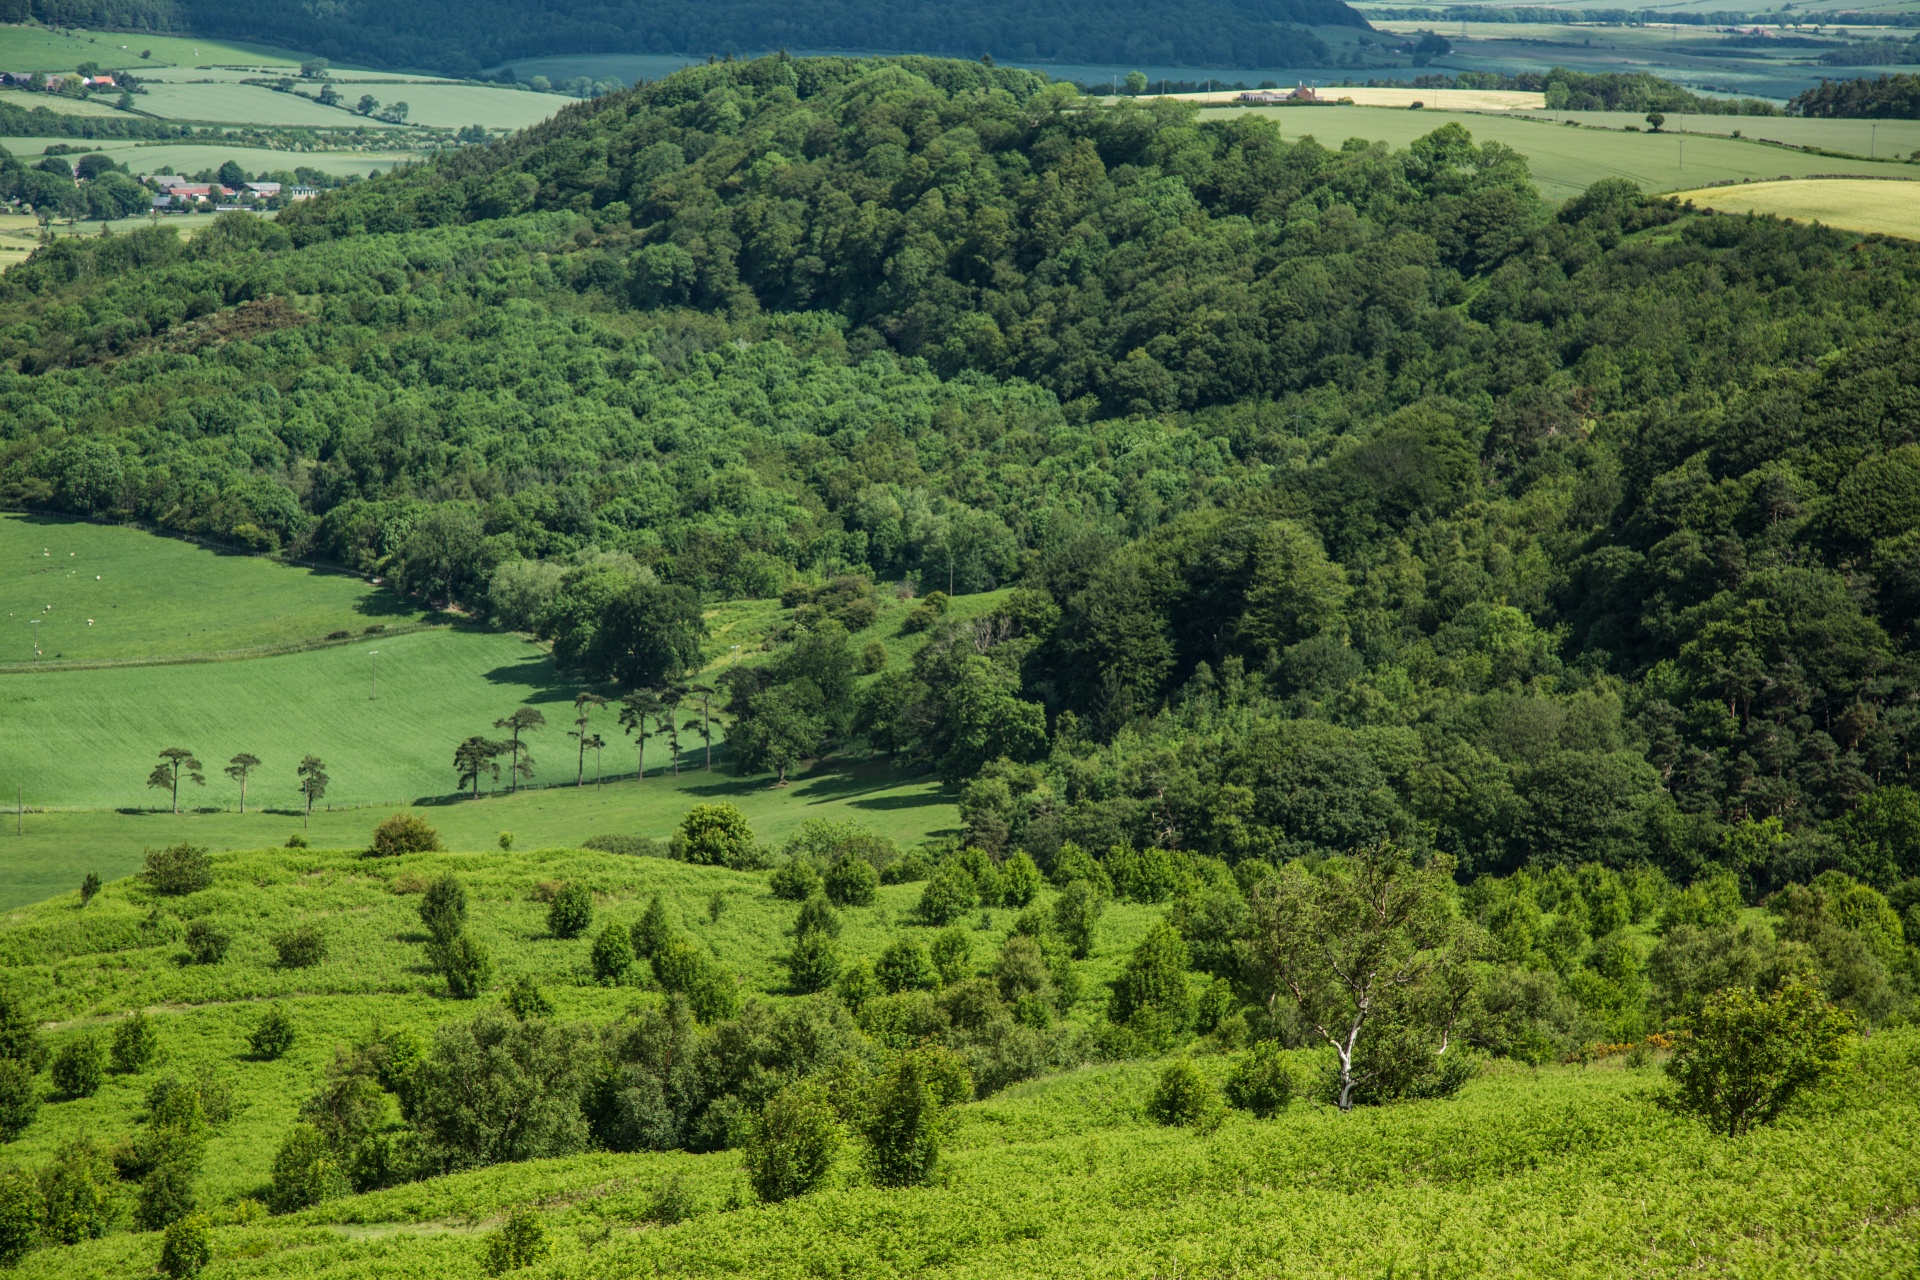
[1670,177,1920,241]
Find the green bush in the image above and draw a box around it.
[671,803,759,868]
[999,851,1042,906]
[248,1004,296,1059]
[135,1160,196,1231]
[770,857,823,901]
[650,938,741,1023]
[158,1212,212,1278]
[1053,880,1104,959]
[79,872,100,906]
[1147,1058,1221,1128]
[835,960,878,1013]
[0,991,42,1072]
[794,892,842,939]
[1109,923,1194,1046]
[51,1034,104,1098]
[142,843,212,896]
[39,1136,114,1244]
[111,1009,159,1073]
[411,1013,591,1170]
[432,931,493,999]
[629,894,670,958]
[1225,1042,1295,1118]
[547,882,593,938]
[267,1123,347,1213]
[482,1206,550,1274]
[860,1048,970,1187]
[786,929,840,994]
[744,1079,844,1202]
[370,812,443,857]
[0,1061,35,1140]
[929,927,972,986]
[271,923,327,968]
[1666,979,1855,1136]
[0,1168,40,1268]
[875,937,938,994]
[502,976,554,1021]
[419,873,467,942]
[590,923,634,983]
[917,863,976,925]
[183,920,229,965]
[824,853,879,907]
[881,847,933,884]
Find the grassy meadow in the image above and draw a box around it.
[0,29,306,72]
[0,840,1910,1278]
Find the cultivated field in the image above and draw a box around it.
[1136,85,1546,109]
[1671,177,1920,240]
[1525,111,1920,160]
[1205,103,1920,200]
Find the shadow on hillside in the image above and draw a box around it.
[480,656,583,705]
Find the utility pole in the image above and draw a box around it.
[27,618,38,661]
[1870,122,1877,158]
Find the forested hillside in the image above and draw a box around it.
[15,0,1364,74]
[3,54,1920,903]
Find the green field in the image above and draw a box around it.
[0,515,406,664]
[1205,103,1920,201]
[0,842,1904,1278]
[0,28,307,72]
[0,137,424,178]
[1526,110,1920,160]
[130,82,403,129]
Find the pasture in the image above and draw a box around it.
[0,28,303,72]
[1671,177,1920,241]
[1525,111,1920,161]
[1203,103,1920,200]
[0,137,427,179]
[0,839,1908,1278]
[0,514,402,664]
[129,81,402,129]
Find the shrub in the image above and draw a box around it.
[581,834,665,857]
[143,844,212,896]
[183,920,229,965]
[1225,1042,1295,1118]
[135,1160,195,1231]
[650,938,741,1023]
[79,872,100,906]
[860,640,888,672]
[248,1004,296,1059]
[419,873,467,943]
[0,1060,36,1139]
[881,847,933,884]
[835,960,878,1013]
[498,830,514,851]
[411,1013,590,1169]
[745,1079,844,1202]
[272,924,327,969]
[875,938,937,994]
[645,1174,698,1224]
[794,892,841,940]
[285,833,308,849]
[929,927,972,986]
[0,991,42,1071]
[1666,979,1854,1136]
[1053,880,1105,959]
[369,813,442,857]
[999,851,1042,906]
[39,1136,113,1243]
[51,1035,104,1098]
[917,863,976,925]
[861,1048,970,1186]
[266,1123,346,1213]
[547,882,593,938]
[786,929,840,994]
[502,976,555,1021]
[1109,922,1194,1044]
[770,857,823,902]
[671,803,758,868]
[482,1206,550,1274]
[0,1168,40,1267]
[590,923,634,983]
[824,853,879,907]
[111,1010,159,1073]
[1147,1059,1221,1128]
[630,894,670,958]
[158,1212,212,1278]
[433,931,493,999]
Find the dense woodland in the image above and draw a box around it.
[1789,73,1920,119]
[0,54,1918,947]
[11,0,1364,74]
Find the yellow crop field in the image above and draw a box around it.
[1671,178,1920,242]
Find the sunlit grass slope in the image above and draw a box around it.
[1,839,1913,1278]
